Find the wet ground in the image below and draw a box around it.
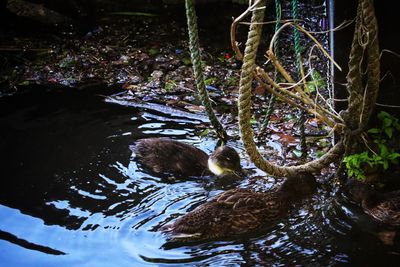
[1,0,334,159]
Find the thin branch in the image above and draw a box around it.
[375,103,400,108]
[230,0,262,60]
[256,67,343,129]
[238,19,296,26]
[380,49,400,60]
[310,19,354,34]
[269,22,342,71]
[266,50,343,123]
[307,44,340,117]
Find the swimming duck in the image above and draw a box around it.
[161,174,317,241]
[133,137,242,177]
[345,179,400,227]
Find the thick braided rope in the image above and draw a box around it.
[344,1,364,130]
[185,0,228,140]
[238,0,265,161]
[342,0,380,149]
[361,0,380,127]
[238,0,344,177]
[292,0,307,157]
[338,0,365,171]
[338,0,380,178]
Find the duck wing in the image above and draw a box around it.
[134,138,209,176]
[366,195,400,227]
[164,189,287,240]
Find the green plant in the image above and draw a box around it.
[59,55,76,68]
[181,57,191,65]
[204,77,217,86]
[306,70,326,93]
[148,47,160,56]
[343,111,400,180]
[164,80,177,91]
[225,75,239,86]
[368,111,400,138]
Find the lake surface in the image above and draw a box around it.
[0,87,399,266]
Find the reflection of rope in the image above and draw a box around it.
[185,0,228,141]
[238,0,344,177]
[292,0,307,158]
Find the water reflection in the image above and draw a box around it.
[0,87,399,266]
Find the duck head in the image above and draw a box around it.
[345,179,375,203]
[207,146,242,177]
[279,173,317,198]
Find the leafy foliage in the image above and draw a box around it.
[204,77,217,86]
[343,111,400,180]
[306,70,326,93]
[148,47,160,56]
[164,80,177,91]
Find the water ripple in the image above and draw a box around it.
[2,87,400,266]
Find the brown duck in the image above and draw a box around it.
[346,179,400,227]
[161,174,317,240]
[133,137,242,177]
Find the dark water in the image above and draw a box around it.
[0,87,399,266]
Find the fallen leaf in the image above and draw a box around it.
[254,85,266,95]
[184,105,205,112]
[278,133,296,144]
[269,114,279,122]
[122,83,137,90]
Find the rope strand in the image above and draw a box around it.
[185,0,228,141]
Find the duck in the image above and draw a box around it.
[161,173,317,241]
[345,179,400,227]
[133,137,242,178]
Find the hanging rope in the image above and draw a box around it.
[261,0,281,130]
[238,0,344,177]
[338,0,380,177]
[185,0,228,141]
[342,0,380,141]
[360,0,380,129]
[292,0,307,158]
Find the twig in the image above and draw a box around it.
[256,67,342,129]
[269,22,342,71]
[307,44,340,117]
[380,49,400,60]
[309,19,354,34]
[266,50,343,123]
[375,102,400,108]
[230,0,262,60]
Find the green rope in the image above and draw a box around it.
[292,0,307,158]
[261,0,281,130]
[185,0,228,141]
